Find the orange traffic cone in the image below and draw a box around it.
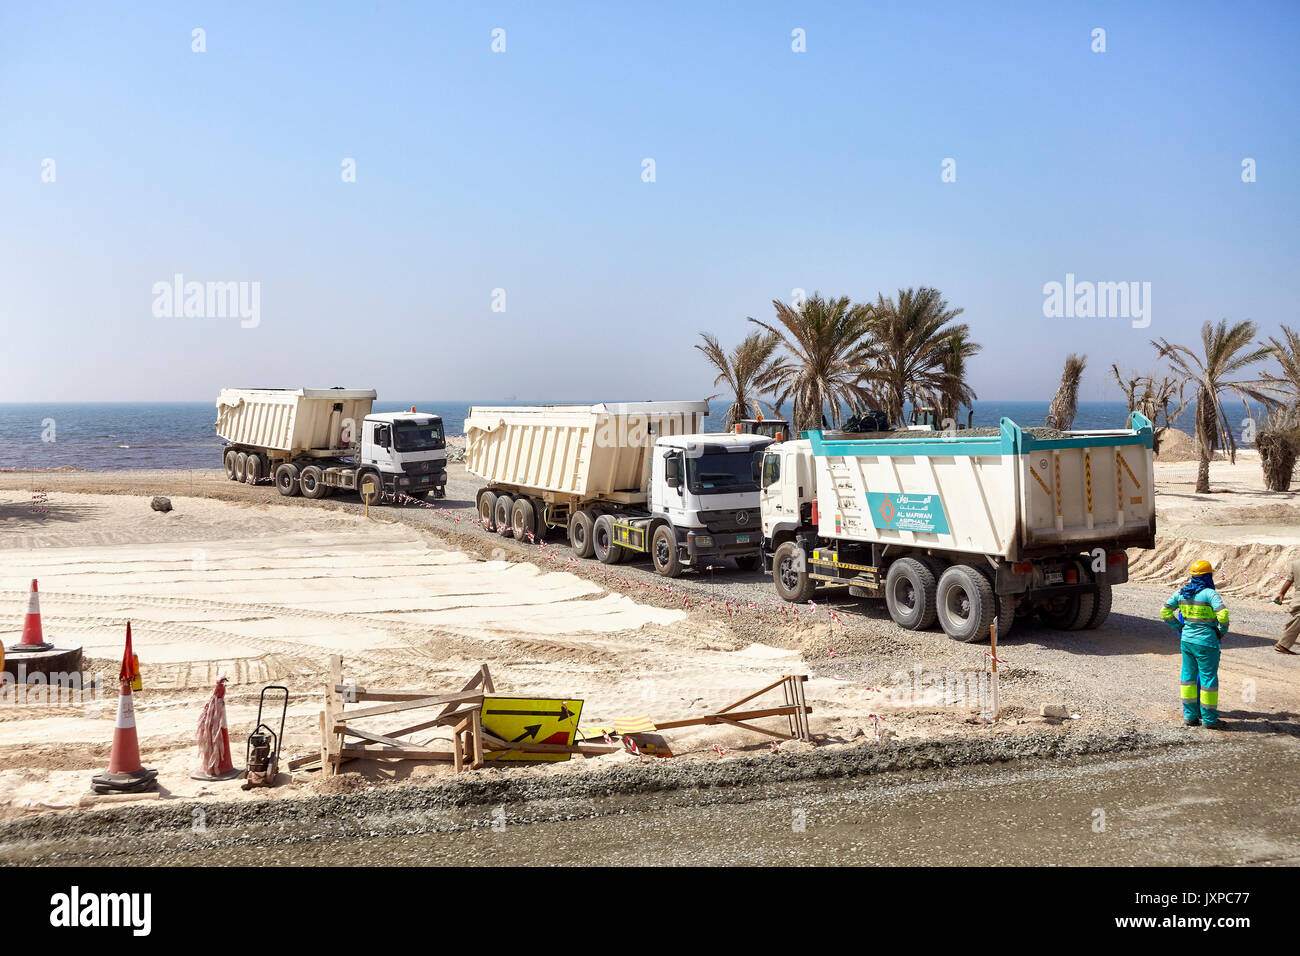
[91,623,158,794]
[10,579,53,652]
[192,676,241,780]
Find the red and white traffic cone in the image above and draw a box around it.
[91,623,158,794]
[192,676,241,780]
[9,579,53,652]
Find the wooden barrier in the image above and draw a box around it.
[654,675,812,742]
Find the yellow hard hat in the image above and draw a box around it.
[1189,559,1214,575]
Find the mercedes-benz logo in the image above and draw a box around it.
[736,510,749,525]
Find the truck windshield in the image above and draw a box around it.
[392,421,445,452]
[686,451,762,493]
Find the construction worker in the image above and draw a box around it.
[1271,555,1300,655]
[1161,559,1230,729]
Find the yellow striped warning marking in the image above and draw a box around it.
[614,714,657,735]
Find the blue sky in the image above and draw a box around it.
[2,1,1297,403]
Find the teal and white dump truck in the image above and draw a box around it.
[215,387,448,502]
[465,402,771,576]
[759,414,1157,641]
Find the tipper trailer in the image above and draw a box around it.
[215,387,448,503]
[760,414,1157,641]
[464,401,772,576]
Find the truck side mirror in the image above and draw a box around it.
[375,425,390,449]
[664,456,680,488]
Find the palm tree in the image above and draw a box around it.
[694,330,782,429]
[1256,324,1300,491]
[937,328,980,423]
[1046,354,1087,430]
[1152,319,1280,493]
[865,288,970,425]
[748,294,876,433]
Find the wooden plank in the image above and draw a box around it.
[438,667,489,719]
[654,705,809,731]
[716,676,789,714]
[343,725,442,752]
[337,692,483,724]
[338,746,455,761]
[470,707,484,770]
[715,715,793,741]
[335,685,463,703]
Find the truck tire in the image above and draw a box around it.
[733,554,759,572]
[245,454,264,485]
[568,509,595,559]
[1084,581,1113,629]
[478,491,498,531]
[223,449,238,480]
[772,541,816,603]
[593,515,624,564]
[651,524,682,578]
[936,565,997,643]
[300,465,329,500]
[884,558,938,630]
[357,470,383,505]
[511,498,536,541]
[274,463,301,497]
[494,495,515,537]
[530,498,547,542]
[234,451,248,482]
[972,563,1015,640]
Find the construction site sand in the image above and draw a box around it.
[0,492,899,817]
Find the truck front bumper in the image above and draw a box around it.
[685,529,760,559]
[394,469,447,491]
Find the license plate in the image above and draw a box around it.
[1045,571,1063,584]
[735,534,750,544]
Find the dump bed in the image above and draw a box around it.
[807,414,1156,560]
[464,401,708,501]
[215,388,377,454]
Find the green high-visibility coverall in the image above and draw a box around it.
[1161,585,1229,725]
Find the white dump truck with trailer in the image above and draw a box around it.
[760,414,1157,641]
[464,402,772,576]
[215,387,448,503]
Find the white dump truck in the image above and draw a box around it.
[760,414,1157,641]
[215,388,448,502]
[464,402,772,576]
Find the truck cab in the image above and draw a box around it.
[648,433,772,570]
[360,411,448,499]
[736,418,790,442]
[759,439,816,550]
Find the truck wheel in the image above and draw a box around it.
[234,452,248,482]
[884,558,938,630]
[972,563,1015,640]
[936,565,996,643]
[357,471,382,505]
[300,465,329,500]
[593,515,624,564]
[274,463,301,497]
[651,524,682,578]
[434,485,446,499]
[223,449,238,480]
[494,495,515,536]
[245,454,263,485]
[772,541,815,602]
[733,554,759,572]
[511,498,536,541]
[478,491,498,531]
[1084,581,1112,629]
[568,510,595,559]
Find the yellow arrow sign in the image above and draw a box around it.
[481,697,584,762]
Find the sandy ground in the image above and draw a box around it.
[0,451,1297,824]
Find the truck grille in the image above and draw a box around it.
[697,508,760,533]
[402,459,442,475]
